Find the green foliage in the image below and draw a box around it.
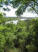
[0,0,38,16]
[11,0,38,16]
[0,13,5,24]
[26,44,36,52]
[0,34,5,52]
[0,13,38,52]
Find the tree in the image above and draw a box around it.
[0,13,16,52]
[0,0,38,16]
[0,13,38,52]
[0,34,6,52]
[32,18,38,52]
[0,13,6,24]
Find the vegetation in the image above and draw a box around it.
[0,0,38,16]
[0,0,38,52]
[0,13,38,52]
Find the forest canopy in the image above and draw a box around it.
[0,13,38,52]
[0,0,38,52]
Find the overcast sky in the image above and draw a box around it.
[0,5,38,17]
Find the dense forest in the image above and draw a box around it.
[0,0,38,52]
[0,13,38,52]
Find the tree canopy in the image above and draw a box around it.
[0,13,38,52]
[0,0,38,16]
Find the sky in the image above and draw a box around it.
[0,4,38,24]
[0,5,38,17]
